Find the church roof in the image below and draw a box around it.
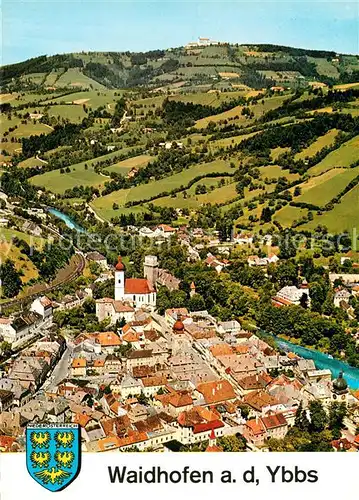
[125,278,155,295]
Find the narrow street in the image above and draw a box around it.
[43,345,73,391]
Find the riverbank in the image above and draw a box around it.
[272,335,359,390]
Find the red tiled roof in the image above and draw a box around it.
[193,419,224,434]
[157,224,175,232]
[210,344,233,357]
[72,358,86,368]
[197,380,236,405]
[246,419,266,435]
[96,332,122,347]
[113,301,134,313]
[73,413,91,427]
[125,278,155,294]
[261,413,287,430]
[40,296,52,308]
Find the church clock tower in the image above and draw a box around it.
[115,256,125,301]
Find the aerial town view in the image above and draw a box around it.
[0,1,359,456]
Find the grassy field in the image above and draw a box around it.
[270,146,291,160]
[47,104,87,123]
[208,131,259,152]
[334,82,359,90]
[30,164,107,193]
[300,185,359,233]
[105,154,153,175]
[152,178,237,209]
[259,165,300,181]
[306,135,359,176]
[18,156,48,168]
[30,147,140,193]
[91,159,235,220]
[274,205,309,227]
[294,129,340,160]
[54,68,106,90]
[194,94,288,129]
[310,57,340,78]
[294,166,359,207]
[46,89,122,109]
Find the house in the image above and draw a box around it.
[0,390,14,412]
[196,380,236,406]
[90,331,123,353]
[334,288,351,308]
[22,220,42,236]
[217,320,241,336]
[114,256,156,309]
[30,296,53,319]
[234,233,254,245]
[159,141,183,150]
[272,285,311,307]
[242,390,283,416]
[71,358,87,377]
[0,312,43,345]
[120,375,144,399]
[247,254,279,267]
[86,252,108,270]
[9,356,49,388]
[236,374,272,396]
[205,253,229,274]
[261,412,288,440]
[141,375,167,397]
[95,298,135,325]
[155,387,193,416]
[243,418,266,446]
[156,269,181,291]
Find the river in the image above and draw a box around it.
[48,208,85,233]
[273,336,359,390]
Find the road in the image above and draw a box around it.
[43,345,73,391]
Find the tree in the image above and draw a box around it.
[217,434,246,452]
[0,341,12,356]
[0,259,22,298]
[260,207,272,223]
[188,293,206,312]
[309,401,328,432]
[328,402,347,432]
[295,401,310,431]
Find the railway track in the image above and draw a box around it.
[0,252,86,313]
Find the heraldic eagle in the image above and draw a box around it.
[35,467,71,485]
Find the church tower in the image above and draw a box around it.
[331,371,349,403]
[115,256,125,301]
[143,255,158,288]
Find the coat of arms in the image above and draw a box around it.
[26,424,81,492]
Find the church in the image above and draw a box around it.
[114,256,157,308]
[96,256,157,325]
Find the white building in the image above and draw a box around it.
[334,288,351,308]
[273,285,311,307]
[95,298,135,325]
[30,296,53,319]
[114,256,156,309]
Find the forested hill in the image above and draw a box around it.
[1,42,359,91]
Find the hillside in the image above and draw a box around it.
[1,43,359,92]
[0,42,358,245]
